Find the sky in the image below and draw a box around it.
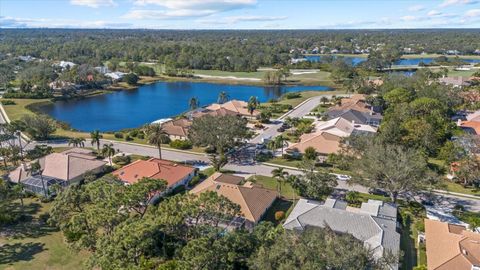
[1,0,480,29]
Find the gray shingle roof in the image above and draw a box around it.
[284,198,400,269]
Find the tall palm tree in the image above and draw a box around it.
[144,124,169,159]
[286,174,299,202]
[30,161,47,198]
[217,91,229,104]
[247,96,259,116]
[90,130,103,151]
[102,143,116,165]
[189,97,199,110]
[7,121,26,160]
[274,135,285,155]
[271,167,288,197]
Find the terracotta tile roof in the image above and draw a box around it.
[459,120,480,135]
[205,100,260,117]
[162,118,192,137]
[328,94,372,114]
[425,219,480,270]
[191,107,239,118]
[190,172,277,223]
[287,131,343,155]
[112,158,195,187]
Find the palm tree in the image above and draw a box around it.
[68,137,86,148]
[144,124,169,159]
[7,121,26,160]
[320,96,329,105]
[247,96,259,116]
[12,184,24,207]
[189,97,199,110]
[286,174,299,202]
[30,161,47,197]
[90,130,103,151]
[102,143,116,165]
[217,91,229,104]
[274,135,285,155]
[271,167,288,197]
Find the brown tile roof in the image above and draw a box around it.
[191,107,239,118]
[39,148,106,181]
[190,172,277,223]
[287,131,343,155]
[162,118,192,137]
[425,219,480,270]
[206,100,260,117]
[460,120,480,135]
[112,158,195,187]
[328,94,372,114]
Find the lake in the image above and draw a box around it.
[305,55,480,66]
[40,81,330,132]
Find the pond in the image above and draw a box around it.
[304,55,480,66]
[40,81,331,132]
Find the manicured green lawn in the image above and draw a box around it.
[263,199,294,225]
[0,198,88,270]
[192,69,267,79]
[1,99,51,121]
[439,180,480,197]
[248,175,298,200]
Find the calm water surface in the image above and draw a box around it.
[40,81,330,132]
[305,55,480,66]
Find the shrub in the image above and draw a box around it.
[1,100,16,105]
[169,139,193,150]
[188,175,201,187]
[123,73,139,85]
[112,155,131,166]
[137,133,145,139]
[124,135,133,141]
[274,211,285,221]
[415,220,425,232]
[283,92,301,99]
[256,152,273,162]
[129,130,139,137]
[114,132,124,139]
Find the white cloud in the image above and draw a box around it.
[439,0,478,8]
[428,10,441,16]
[408,5,425,12]
[465,9,480,17]
[70,0,116,8]
[199,15,287,25]
[0,16,131,28]
[125,0,256,20]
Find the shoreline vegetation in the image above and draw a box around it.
[303,53,480,59]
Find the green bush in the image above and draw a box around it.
[169,140,193,150]
[129,130,139,137]
[283,92,301,99]
[124,135,133,141]
[256,152,273,162]
[112,155,131,166]
[114,132,124,139]
[1,100,16,105]
[137,133,145,139]
[188,175,201,187]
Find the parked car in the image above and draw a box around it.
[331,173,351,181]
[368,188,389,197]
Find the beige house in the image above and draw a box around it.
[425,219,480,270]
[191,100,260,120]
[161,118,192,140]
[190,173,277,227]
[9,148,107,196]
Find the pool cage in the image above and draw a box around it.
[21,175,68,197]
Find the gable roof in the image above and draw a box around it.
[112,158,196,187]
[284,198,400,269]
[459,120,480,135]
[425,219,480,270]
[190,172,277,223]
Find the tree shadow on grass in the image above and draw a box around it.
[0,242,45,265]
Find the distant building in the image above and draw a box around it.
[112,158,197,191]
[18,55,36,62]
[191,100,260,120]
[161,118,192,140]
[291,58,308,64]
[284,198,400,269]
[327,94,383,126]
[438,76,472,88]
[105,71,126,81]
[94,66,110,74]
[190,172,277,228]
[57,61,76,69]
[425,219,480,270]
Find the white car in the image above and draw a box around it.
[332,174,351,181]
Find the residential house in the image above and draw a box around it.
[9,148,107,196]
[94,66,110,74]
[57,61,76,69]
[327,94,382,126]
[458,119,480,135]
[112,158,197,192]
[191,100,260,120]
[286,116,376,157]
[190,172,277,228]
[284,198,400,269]
[105,71,126,81]
[161,118,192,140]
[425,219,480,270]
[438,76,472,88]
